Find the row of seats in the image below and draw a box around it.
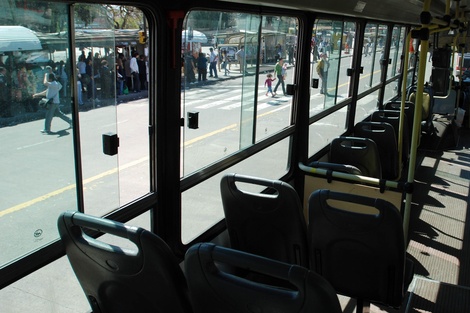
[220,173,414,312]
[58,173,413,313]
[328,106,412,180]
[58,210,342,313]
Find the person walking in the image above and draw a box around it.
[221,50,230,76]
[273,58,286,96]
[33,73,72,134]
[264,73,276,97]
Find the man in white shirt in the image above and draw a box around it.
[129,51,141,92]
[33,73,72,134]
[209,47,218,78]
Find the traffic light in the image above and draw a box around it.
[139,30,147,44]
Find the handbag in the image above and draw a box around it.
[38,97,52,109]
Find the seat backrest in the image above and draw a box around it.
[57,211,193,313]
[384,100,415,140]
[409,91,432,120]
[354,121,398,180]
[185,243,342,313]
[371,110,410,162]
[220,173,308,267]
[308,189,408,308]
[329,136,382,179]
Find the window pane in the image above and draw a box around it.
[359,23,384,92]
[0,1,76,268]
[354,89,380,125]
[0,2,151,269]
[388,26,405,79]
[310,20,355,114]
[308,108,348,157]
[182,137,290,244]
[181,11,297,176]
[75,5,151,214]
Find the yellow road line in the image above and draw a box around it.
[0,157,149,217]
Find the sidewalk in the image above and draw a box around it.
[182,62,291,89]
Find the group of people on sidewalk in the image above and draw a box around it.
[183,46,249,84]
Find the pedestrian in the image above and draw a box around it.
[0,67,11,117]
[85,59,99,102]
[288,44,294,65]
[76,71,83,106]
[99,60,113,98]
[197,52,207,81]
[273,58,286,96]
[221,50,230,76]
[184,52,196,84]
[77,55,87,93]
[236,45,247,74]
[264,73,276,97]
[130,51,141,92]
[116,58,125,95]
[316,53,329,95]
[57,60,68,97]
[209,47,218,78]
[33,73,72,134]
[16,64,34,112]
[124,56,132,92]
[138,55,147,90]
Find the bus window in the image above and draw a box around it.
[0,2,151,270]
[310,19,355,111]
[359,23,389,92]
[181,10,297,242]
[383,26,406,102]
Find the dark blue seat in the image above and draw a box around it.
[220,173,308,267]
[308,189,414,312]
[354,121,399,180]
[185,242,342,313]
[329,136,382,179]
[58,211,193,313]
[384,100,415,141]
[372,110,410,162]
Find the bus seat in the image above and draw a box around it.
[308,189,414,312]
[371,110,410,162]
[384,100,415,140]
[185,242,342,313]
[329,136,382,179]
[409,91,435,133]
[354,121,398,180]
[220,173,308,267]
[57,211,193,313]
[433,89,457,115]
[409,91,432,120]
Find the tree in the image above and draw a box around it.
[104,5,144,29]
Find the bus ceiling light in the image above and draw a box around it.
[353,1,367,13]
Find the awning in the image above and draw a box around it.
[0,26,42,52]
[182,30,208,43]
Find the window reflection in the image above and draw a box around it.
[310,20,355,114]
[182,11,298,176]
[0,1,76,269]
